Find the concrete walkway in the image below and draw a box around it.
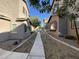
[27,32,45,59]
[0,48,28,59]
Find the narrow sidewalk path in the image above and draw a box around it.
[0,48,28,59]
[27,32,45,59]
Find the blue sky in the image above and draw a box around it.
[26,0,53,26]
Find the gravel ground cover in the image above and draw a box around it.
[0,32,37,52]
[41,31,79,59]
[47,31,79,48]
[14,32,37,53]
[0,39,24,51]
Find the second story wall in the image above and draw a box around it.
[0,0,19,21]
[0,0,30,21]
[18,0,30,18]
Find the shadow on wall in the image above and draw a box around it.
[0,23,31,42]
[0,32,10,42]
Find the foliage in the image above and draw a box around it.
[29,0,52,13]
[61,0,79,41]
[57,6,68,17]
[29,0,79,14]
[38,26,44,29]
[30,17,41,27]
[63,0,76,7]
[69,13,76,21]
[57,0,78,17]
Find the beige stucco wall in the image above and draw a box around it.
[0,19,10,33]
[0,0,19,40]
[18,0,30,18]
[0,0,30,21]
[68,18,79,37]
[0,19,11,41]
[48,16,59,32]
[0,0,30,27]
[15,0,30,39]
[0,0,30,40]
[0,0,19,21]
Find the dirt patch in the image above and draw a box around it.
[0,32,37,52]
[41,31,79,59]
[14,32,37,53]
[47,31,78,48]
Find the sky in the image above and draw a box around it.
[26,0,53,26]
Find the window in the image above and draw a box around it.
[11,24,17,33]
[71,18,79,29]
[24,24,27,32]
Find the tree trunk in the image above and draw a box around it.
[73,19,79,43]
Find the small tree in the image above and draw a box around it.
[70,14,79,42]
[30,17,41,27]
[57,0,79,41]
[29,0,52,13]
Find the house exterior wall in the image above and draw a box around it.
[10,22,25,39]
[68,17,79,37]
[51,0,79,37]
[68,20,77,37]
[67,0,79,37]
[0,0,19,21]
[18,0,30,18]
[0,20,10,32]
[0,0,30,41]
[10,0,30,39]
[47,16,59,33]
[0,19,11,41]
[59,17,69,36]
[15,0,30,39]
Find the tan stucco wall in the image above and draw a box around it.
[18,0,30,18]
[0,19,10,33]
[0,0,19,21]
[0,0,30,25]
[15,0,30,39]
[0,0,29,20]
[0,0,30,40]
[68,18,79,37]
[0,19,10,41]
[48,16,59,32]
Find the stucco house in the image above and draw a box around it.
[46,0,79,38]
[0,0,31,41]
